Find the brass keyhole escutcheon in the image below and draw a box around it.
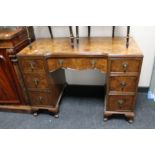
[58,59,64,66]
[122,62,128,72]
[33,78,39,87]
[120,81,126,90]
[91,59,96,69]
[38,96,43,103]
[30,62,35,71]
[117,99,125,109]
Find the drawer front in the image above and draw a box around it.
[29,91,53,106]
[107,95,135,111]
[109,76,137,92]
[110,59,141,73]
[23,73,49,89]
[20,59,45,73]
[47,58,107,72]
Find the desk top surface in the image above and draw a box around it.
[18,37,143,57]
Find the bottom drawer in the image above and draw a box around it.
[29,91,54,107]
[107,95,135,112]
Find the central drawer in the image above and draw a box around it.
[47,58,107,72]
[109,76,137,92]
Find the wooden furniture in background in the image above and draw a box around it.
[75,26,130,48]
[25,26,35,43]
[48,26,74,47]
[0,27,35,107]
[48,26,53,39]
[17,37,143,122]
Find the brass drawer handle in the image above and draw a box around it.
[30,62,35,71]
[38,96,43,103]
[117,99,125,105]
[120,81,126,90]
[91,59,96,69]
[122,62,128,72]
[58,59,64,66]
[33,78,39,87]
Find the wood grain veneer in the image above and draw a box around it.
[16,37,143,122]
[18,37,142,57]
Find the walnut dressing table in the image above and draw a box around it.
[16,37,143,122]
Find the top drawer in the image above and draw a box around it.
[110,58,141,73]
[47,58,107,72]
[19,59,45,73]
